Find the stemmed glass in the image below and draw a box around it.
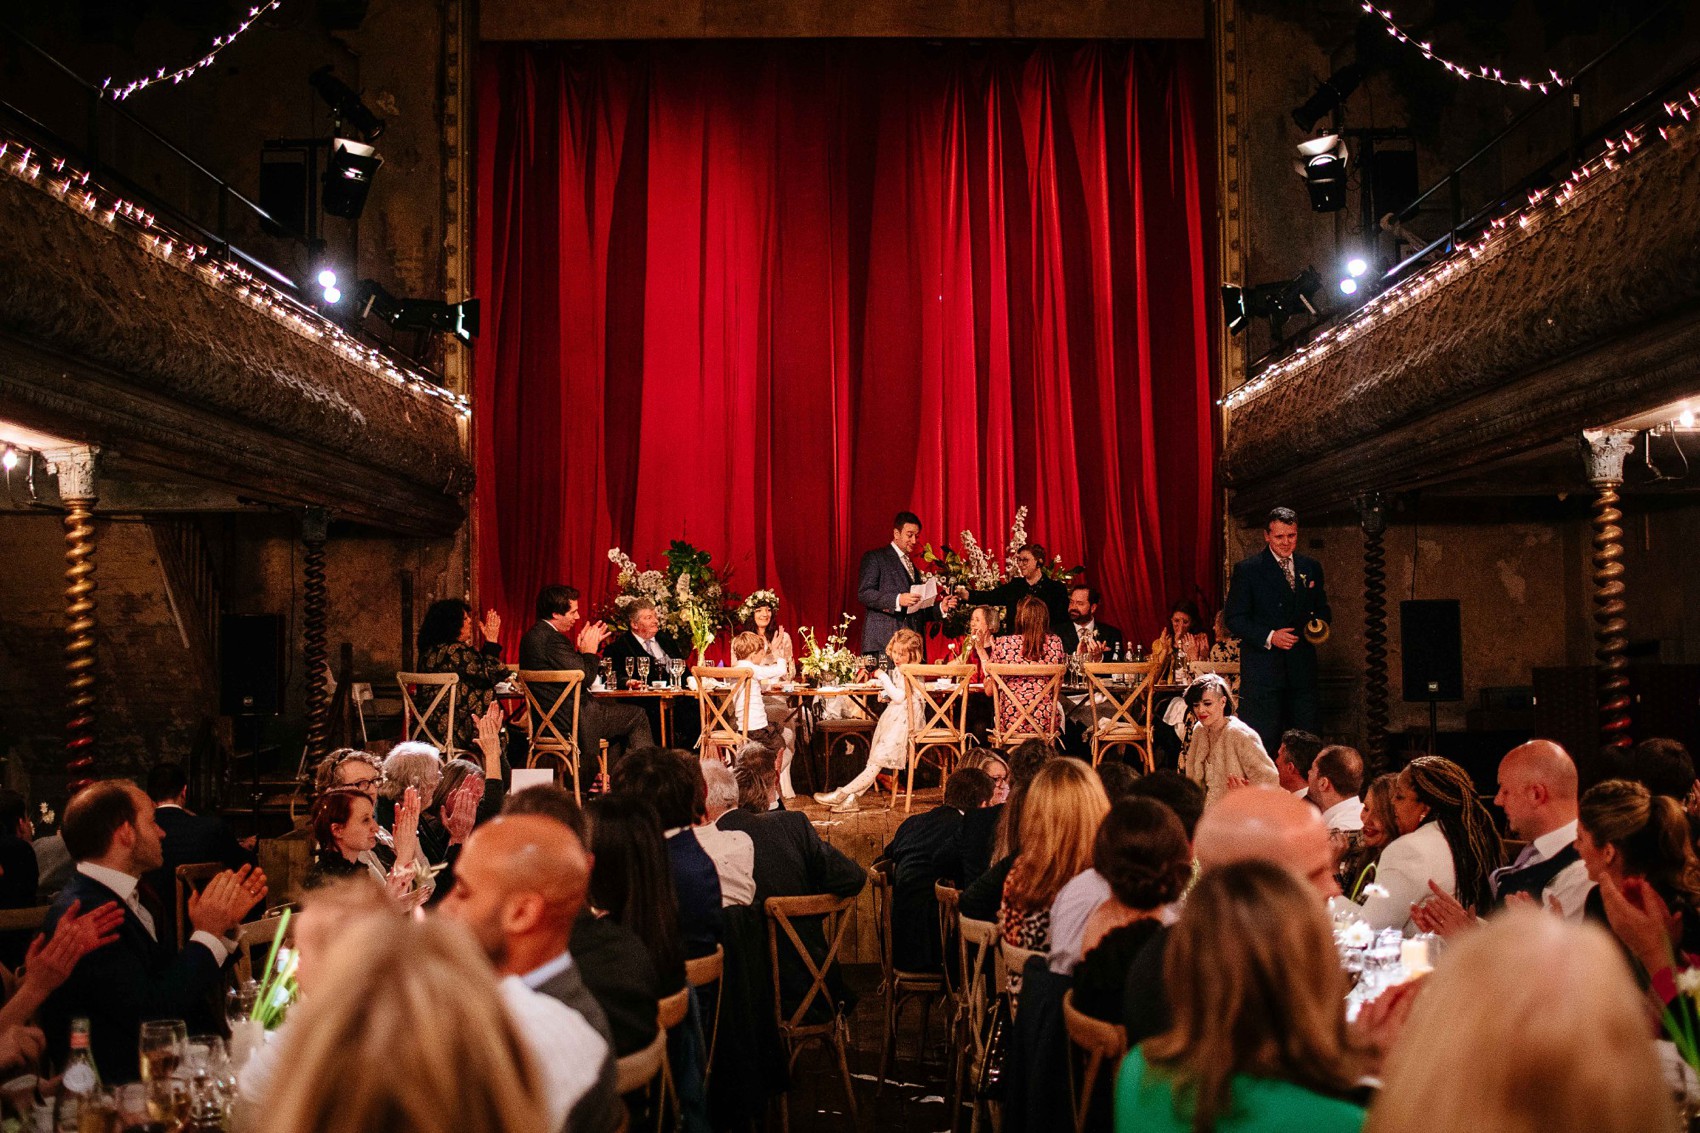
[599,658,615,690]
[138,1020,186,1084]
[635,657,651,686]
[668,658,686,689]
[226,981,264,1072]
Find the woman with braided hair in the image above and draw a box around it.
[1358,756,1503,934]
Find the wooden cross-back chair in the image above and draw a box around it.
[685,944,725,1093]
[693,667,756,763]
[952,914,1000,1133]
[233,911,291,987]
[1083,660,1160,770]
[1186,660,1241,696]
[516,670,602,802]
[868,862,947,1092]
[897,663,973,812]
[765,892,860,1133]
[984,663,1066,750]
[395,671,459,758]
[1061,989,1127,1133]
[174,861,224,952]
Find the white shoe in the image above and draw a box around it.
[813,790,844,806]
[830,796,860,814]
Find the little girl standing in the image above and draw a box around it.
[813,628,924,814]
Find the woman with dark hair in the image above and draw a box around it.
[1118,861,1368,1132]
[609,747,723,957]
[306,789,430,902]
[1071,797,1193,1022]
[958,739,1055,919]
[417,598,509,752]
[585,794,687,995]
[1151,598,1210,675]
[1577,778,1700,956]
[987,595,1066,738]
[1359,755,1503,934]
[1178,673,1278,806]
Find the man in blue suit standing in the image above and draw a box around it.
[1224,507,1331,755]
[857,510,955,655]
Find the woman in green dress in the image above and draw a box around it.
[1116,860,1367,1133]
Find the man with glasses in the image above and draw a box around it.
[313,750,395,867]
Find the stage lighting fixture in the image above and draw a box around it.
[309,65,385,141]
[322,137,382,220]
[1296,134,1350,213]
[1346,257,1369,279]
[317,268,337,289]
[312,268,344,306]
[1223,268,1320,340]
[1339,277,1359,295]
[1222,286,1248,335]
[1292,64,1364,132]
[355,279,479,343]
[1,447,17,471]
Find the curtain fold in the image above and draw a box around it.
[475,40,1218,648]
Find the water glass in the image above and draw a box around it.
[635,657,651,685]
[137,1021,186,1085]
[668,659,686,688]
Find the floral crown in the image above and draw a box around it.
[738,589,781,621]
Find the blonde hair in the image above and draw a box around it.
[1002,758,1108,913]
[885,629,924,666]
[731,631,765,661]
[1367,909,1676,1133]
[264,916,546,1133]
[1147,861,1365,1130]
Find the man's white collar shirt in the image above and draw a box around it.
[1320,795,1364,834]
[76,861,233,963]
[1492,818,1591,921]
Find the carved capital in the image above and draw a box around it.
[302,506,331,544]
[1582,428,1638,486]
[1356,491,1386,537]
[43,445,100,502]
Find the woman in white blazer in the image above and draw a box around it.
[1358,755,1504,934]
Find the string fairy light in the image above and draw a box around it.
[0,136,470,418]
[1360,3,1569,94]
[1222,82,1700,413]
[101,1,284,102]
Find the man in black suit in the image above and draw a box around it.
[140,763,254,952]
[1066,583,1124,657]
[520,584,653,764]
[439,811,622,1133]
[1223,507,1332,757]
[42,780,266,1080]
[881,768,994,972]
[858,510,956,655]
[958,543,1077,652]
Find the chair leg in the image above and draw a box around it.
[878,982,896,1093]
[834,1015,860,1122]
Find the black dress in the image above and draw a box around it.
[1072,917,1163,1023]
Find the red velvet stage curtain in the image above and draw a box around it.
[474,40,1218,649]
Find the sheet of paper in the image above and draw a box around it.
[510,768,555,793]
[908,577,940,610]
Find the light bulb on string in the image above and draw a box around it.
[101,1,285,102]
[1359,2,1570,93]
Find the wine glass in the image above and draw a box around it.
[186,1035,232,1130]
[635,657,651,686]
[668,658,686,688]
[226,982,263,1072]
[138,1019,186,1084]
[598,657,615,690]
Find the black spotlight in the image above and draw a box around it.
[1296,134,1350,213]
[357,280,479,343]
[309,65,385,141]
[1225,269,1322,340]
[1292,63,1364,132]
[322,137,382,220]
[1222,285,1248,335]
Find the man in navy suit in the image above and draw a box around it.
[857,510,956,655]
[42,780,266,1080]
[1224,507,1331,755]
[141,763,254,952]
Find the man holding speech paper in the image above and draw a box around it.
[858,510,955,655]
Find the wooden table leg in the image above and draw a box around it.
[659,697,671,747]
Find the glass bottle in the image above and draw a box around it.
[54,1018,100,1132]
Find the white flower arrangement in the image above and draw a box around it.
[738,589,781,622]
[1003,504,1030,577]
[799,614,860,685]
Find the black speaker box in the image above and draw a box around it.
[220,614,284,717]
[1401,599,1463,702]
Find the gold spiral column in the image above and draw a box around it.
[301,508,331,763]
[1583,429,1637,754]
[45,446,101,790]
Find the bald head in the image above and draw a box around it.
[1494,740,1578,840]
[438,814,591,973]
[1193,786,1339,899]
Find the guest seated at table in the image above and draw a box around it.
[1275,728,1323,801]
[418,749,506,867]
[1072,797,1192,1023]
[959,605,1000,741]
[1149,598,1210,678]
[695,759,756,906]
[519,583,652,765]
[608,747,723,957]
[997,759,1109,993]
[502,787,661,1060]
[585,795,690,997]
[263,914,566,1133]
[1357,755,1502,935]
[729,632,792,780]
[959,740,1055,916]
[310,748,400,866]
[138,763,253,953]
[608,599,697,742]
[417,598,510,753]
[813,628,925,814]
[1117,861,1369,1133]
[379,741,443,828]
[880,767,995,973]
[1575,778,1700,957]
[1067,583,1122,658]
[986,596,1066,739]
[1208,608,1240,663]
[939,749,1010,888]
[1178,673,1278,806]
[1366,909,1672,1133]
[41,780,267,1080]
[1339,773,1397,900]
[306,788,433,905]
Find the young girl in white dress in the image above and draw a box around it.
[813,628,923,814]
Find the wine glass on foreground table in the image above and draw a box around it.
[138,1021,185,1085]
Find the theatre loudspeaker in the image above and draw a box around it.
[219,614,284,717]
[1401,600,1463,702]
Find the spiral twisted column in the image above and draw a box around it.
[1584,429,1637,754]
[45,447,100,790]
[1357,493,1389,770]
[301,508,331,763]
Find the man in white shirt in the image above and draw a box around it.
[439,815,621,1133]
[1308,744,1365,835]
[694,759,756,906]
[1275,729,1322,802]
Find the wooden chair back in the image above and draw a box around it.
[0,905,51,935]
[694,667,756,762]
[174,861,224,951]
[868,862,897,985]
[615,1026,668,1094]
[516,670,587,799]
[957,915,998,1058]
[232,911,291,987]
[396,672,459,758]
[765,892,857,1034]
[984,663,1066,748]
[896,663,974,811]
[685,944,725,1090]
[997,938,1048,1001]
[1083,660,1160,770]
[1186,660,1241,694]
[934,881,961,996]
[1062,989,1128,1133]
[658,986,691,1032]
